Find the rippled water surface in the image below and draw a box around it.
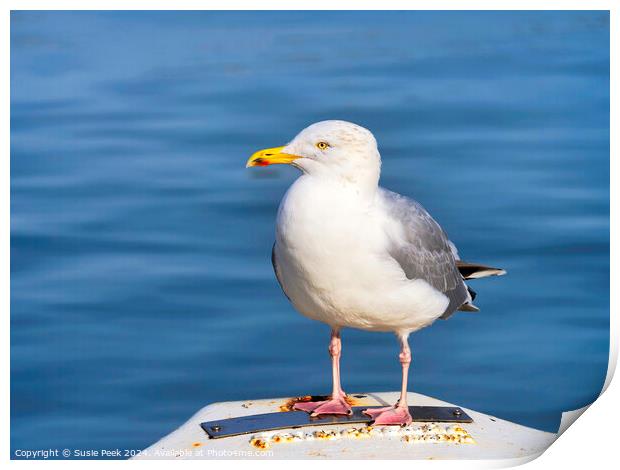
[11,11,609,456]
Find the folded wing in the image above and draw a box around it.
[379,189,468,319]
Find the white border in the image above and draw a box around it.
[3,1,615,467]
[0,1,617,10]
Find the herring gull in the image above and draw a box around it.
[246,120,505,425]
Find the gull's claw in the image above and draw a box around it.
[294,396,352,416]
[363,405,412,426]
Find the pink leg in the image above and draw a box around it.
[294,329,352,416]
[363,333,413,425]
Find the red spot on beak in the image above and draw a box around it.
[254,158,270,166]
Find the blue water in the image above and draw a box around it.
[11,11,609,458]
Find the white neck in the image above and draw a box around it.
[298,149,382,200]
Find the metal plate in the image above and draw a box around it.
[201,406,472,439]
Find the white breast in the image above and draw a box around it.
[274,176,448,333]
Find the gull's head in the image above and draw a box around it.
[247,120,381,185]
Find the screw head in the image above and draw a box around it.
[210,425,222,432]
[452,409,462,416]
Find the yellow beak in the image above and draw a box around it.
[246,146,302,168]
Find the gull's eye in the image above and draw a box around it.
[316,141,330,150]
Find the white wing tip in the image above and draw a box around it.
[468,268,507,279]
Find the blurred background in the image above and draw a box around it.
[11,11,609,456]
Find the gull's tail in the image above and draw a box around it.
[456,261,506,313]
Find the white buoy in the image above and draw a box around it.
[134,392,557,462]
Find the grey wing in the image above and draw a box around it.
[380,189,468,319]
